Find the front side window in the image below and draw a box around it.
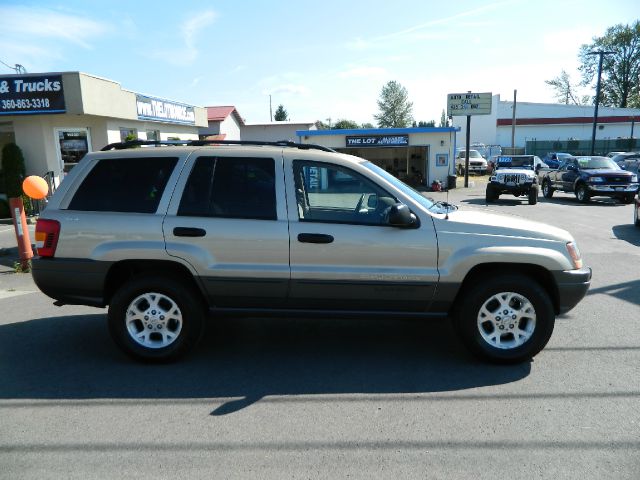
[178,156,276,220]
[68,157,178,213]
[293,160,396,225]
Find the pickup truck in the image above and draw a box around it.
[541,156,639,203]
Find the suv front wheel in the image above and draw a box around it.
[453,274,555,363]
[108,274,205,362]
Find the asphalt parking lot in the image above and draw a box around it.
[0,183,638,479]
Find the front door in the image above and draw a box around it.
[286,156,439,312]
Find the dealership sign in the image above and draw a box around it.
[136,94,196,125]
[0,75,66,115]
[346,135,409,147]
[447,92,492,116]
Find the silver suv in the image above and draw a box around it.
[32,140,591,363]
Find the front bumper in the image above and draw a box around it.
[553,267,592,314]
[588,183,638,194]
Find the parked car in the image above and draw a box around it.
[486,155,540,204]
[32,139,591,364]
[541,156,639,203]
[611,152,640,172]
[607,151,626,158]
[455,149,488,175]
[542,152,573,169]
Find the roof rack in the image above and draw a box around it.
[100,139,335,152]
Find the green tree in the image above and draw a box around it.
[274,104,288,121]
[578,21,640,107]
[361,122,375,129]
[439,109,449,127]
[415,120,435,127]
[374,80,413,128]
[1,143,26,199]
[332,119,360,129]
[314,120,329,130]
[545,70,590,105]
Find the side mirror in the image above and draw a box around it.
[386,203,416,227]
[567,164,577,171]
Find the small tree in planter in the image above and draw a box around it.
[1,143,33,270]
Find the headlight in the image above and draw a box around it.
[632,175,638,182]
[566,242,583,269]
[490,176,496,182]
[589,177,604,183]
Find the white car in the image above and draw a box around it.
[455,149,488,175]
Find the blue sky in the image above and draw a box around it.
[0,1,636,124]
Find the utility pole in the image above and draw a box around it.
[511,89,517,149]
[269,95,273,122]
[587,50,614,155]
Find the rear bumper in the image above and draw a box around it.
[553,267,592,314]
[32,257,112,307]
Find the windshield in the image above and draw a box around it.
[362,161,437,210]
[575,156,621,170]
[459,150,482,159]
[495,156,533,169]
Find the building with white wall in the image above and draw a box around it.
[297,127,459,188]
[199,106,244,140]
[242,121,317,142]
[453,94,640,151]
[0,71,207,187]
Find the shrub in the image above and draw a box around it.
[1,143,26,199]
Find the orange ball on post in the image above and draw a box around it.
[22,175,49,200]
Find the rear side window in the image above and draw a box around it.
[178,156,276,220]
[68,157,178,213]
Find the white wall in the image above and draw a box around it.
[454,93,640,148]
[243,123,316,142]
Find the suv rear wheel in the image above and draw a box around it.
[108,274,205,362]
[453,274,555,364]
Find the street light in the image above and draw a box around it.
[587,50,615,155]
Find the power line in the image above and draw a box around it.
[0,58,26,74]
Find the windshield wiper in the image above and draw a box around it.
[429,201,458,212]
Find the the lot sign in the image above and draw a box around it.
[447,92,492,116]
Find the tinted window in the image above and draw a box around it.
[68,157,177,213]
[178,156,276,220]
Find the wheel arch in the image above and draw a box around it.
[103,259,208,307]
[452,263,560,315]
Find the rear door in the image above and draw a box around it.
[284,151,439,312]
[164,151,290,308]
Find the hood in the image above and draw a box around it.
[494,168,535,176]
[587,169,633,177]
[436,209,572,242]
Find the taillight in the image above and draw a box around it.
[35,219,60,257]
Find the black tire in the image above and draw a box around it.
[634,202,640,227]
[485,186,495,202]
[108,274,205,362]
[542,180,554,198]
[621,193,635,204]
[453,274,555,364]
[528,186,538,205]
[575,184,590,203]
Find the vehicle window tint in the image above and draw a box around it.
[293,160,394,226]
[68,157,177,213]
[178,156,276,220]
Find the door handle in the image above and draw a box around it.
[298,233,334,244]
[173,227,206,237]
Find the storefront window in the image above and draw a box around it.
[146,130,160,141]
[120,128,138,142]
[57,129,90,173]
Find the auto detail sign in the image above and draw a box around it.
[447,92,492,116]
[0,74,66,115]
[136,94,196,125]
[346,135,409,147]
